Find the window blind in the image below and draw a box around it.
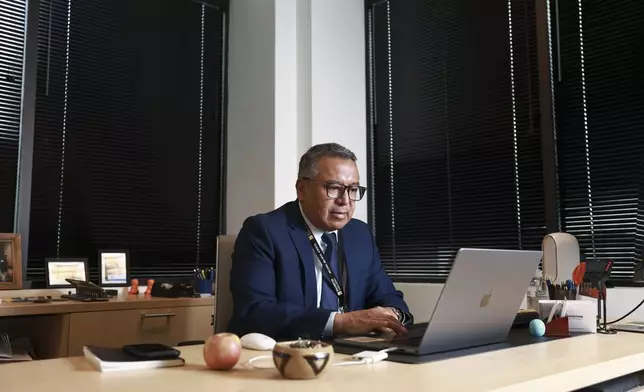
[552,0,644,281]
[367,0,545,281]
[0,0,26,232]
[28,0,227,287]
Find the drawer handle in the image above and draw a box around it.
[141,312,176,319]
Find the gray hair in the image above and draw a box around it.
[298,143,357,179]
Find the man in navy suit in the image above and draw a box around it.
[228,143,413,340]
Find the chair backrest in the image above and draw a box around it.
[214,234,237,333]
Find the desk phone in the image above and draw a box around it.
[61,279,110,302]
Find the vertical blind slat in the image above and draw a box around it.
[369,0,644,283]
[27,0,226,287]
[369,0,545,281]
[0,0,26,232]
[553,0,644,281]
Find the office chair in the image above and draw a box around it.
[214,234,237,334]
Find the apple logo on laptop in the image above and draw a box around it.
[480,290,492,308]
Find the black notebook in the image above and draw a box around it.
[83,346,185,372]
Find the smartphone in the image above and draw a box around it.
[122,343,181,360]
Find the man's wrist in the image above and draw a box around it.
[389,307,412,325]
[389,307,403,321]
[323,312,337,337]
[333,312,346,333]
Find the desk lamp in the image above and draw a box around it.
[542,232,580,284]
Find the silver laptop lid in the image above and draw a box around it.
[418,248,542,354]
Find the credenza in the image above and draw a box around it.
[0,289,214,359]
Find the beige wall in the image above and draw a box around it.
[225,0,368,233]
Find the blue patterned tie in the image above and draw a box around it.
[320,232,339,310]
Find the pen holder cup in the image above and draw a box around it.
[195,279,214,294]
[552,289,577,301]
[545,316,570,337]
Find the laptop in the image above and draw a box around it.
[334,248,542,356]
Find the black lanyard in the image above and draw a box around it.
[305,225,347,313]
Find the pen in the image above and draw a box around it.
[194,267,215,280]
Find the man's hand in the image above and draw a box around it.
[372,307,402,334]
[333,306,407,336]
[377,306,401,320]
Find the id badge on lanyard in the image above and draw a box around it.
[305,226,347,313]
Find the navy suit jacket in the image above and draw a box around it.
[227,200,411,340]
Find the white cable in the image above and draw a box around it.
[333,347,397,366]
[247,347,398,369]
[247,355,274,369]
[334,359,368,366]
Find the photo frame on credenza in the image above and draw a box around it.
[98,249,129,287]
[0,233,22,290]
[45,258,89,288]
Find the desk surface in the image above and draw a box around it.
[0,294,213,317]
[2,332,644,392]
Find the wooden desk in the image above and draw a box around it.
[2,332,644,391]
[0,291,214,359]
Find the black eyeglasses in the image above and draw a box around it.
[301,178,367,201]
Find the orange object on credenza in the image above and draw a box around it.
[128,278,139,295]
[145,279,155,296]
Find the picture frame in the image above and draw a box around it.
[98,249,129,287]
[45,258,89,288]
[0,233,22,290]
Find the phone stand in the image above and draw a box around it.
[596,281,616,335]
[583,260,617,334]
[61,279,109,302]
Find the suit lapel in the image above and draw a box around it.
[285,202,318,309]
[339,229,360,311]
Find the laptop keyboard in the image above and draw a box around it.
[408,322,429,331]
[391,322,428,342]
[391,336,423,347]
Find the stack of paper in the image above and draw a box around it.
[0,333,33,363]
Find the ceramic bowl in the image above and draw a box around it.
[271,339,334,379]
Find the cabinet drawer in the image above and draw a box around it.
[67,305,212,356]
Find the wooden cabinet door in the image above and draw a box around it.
[67,305,212,356]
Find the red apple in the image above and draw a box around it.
[203,332,242,370]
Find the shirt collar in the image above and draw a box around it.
[298,201,337,244]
